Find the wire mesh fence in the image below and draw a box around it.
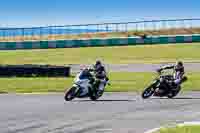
[0,18,200,42]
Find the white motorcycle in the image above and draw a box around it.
[64,68,109,101]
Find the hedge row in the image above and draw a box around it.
[0,65,71,77]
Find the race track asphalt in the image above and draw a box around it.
[1,92,200,133]
[70,63,200,73]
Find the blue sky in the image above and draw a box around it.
[0,0,199,27]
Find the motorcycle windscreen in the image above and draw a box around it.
[78,71,91,80]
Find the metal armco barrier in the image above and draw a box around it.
[0,35,199,50]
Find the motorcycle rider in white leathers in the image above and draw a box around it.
[157,61,188,89]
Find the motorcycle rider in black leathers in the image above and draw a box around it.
[157,61,188,91]
[90,60,109,96]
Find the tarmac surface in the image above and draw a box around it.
[1,92,200,133]
[70,63,200,73]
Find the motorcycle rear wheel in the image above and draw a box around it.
[167,86,181,99]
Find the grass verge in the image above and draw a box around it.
[155,125,200,133]
[0,43,200,65]
[0,72,199,93]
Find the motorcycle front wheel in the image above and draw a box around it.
[142,83,156,99]
[64,87,77,101]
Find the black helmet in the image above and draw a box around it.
[95,60,102,66]
[176,61,183,66]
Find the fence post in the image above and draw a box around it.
[39,27,42,43]
[22,28,25,42]
[49,27,52,41]
[153,21,156,31]
[3,29,6,42]
[143,22,145,31]
[125,23,128,32]
[96,24,99,32]
[135,23,138,32]
[106,24,109,32]
[116,24,119,32]
[162,20,166,29]
[181,20,185,28]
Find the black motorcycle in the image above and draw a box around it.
[142,71,182,99]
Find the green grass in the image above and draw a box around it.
[0,43,200,65]
[0,72,199,93]
[155,125,200,133]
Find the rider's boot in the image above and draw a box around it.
[171,81,179,90]
[88,86,93,97]
[97,82,105,96]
